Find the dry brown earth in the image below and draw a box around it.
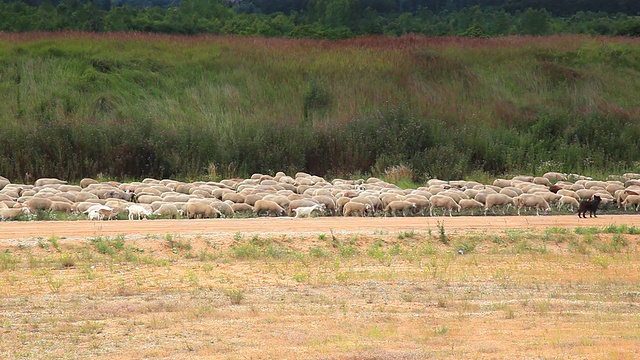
[1,215,639,359]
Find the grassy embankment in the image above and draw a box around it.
[1,225,639,358]
[1,32,639,182]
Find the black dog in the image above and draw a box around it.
[577,195,602,218]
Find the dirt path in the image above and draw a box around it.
[1,214,639,241]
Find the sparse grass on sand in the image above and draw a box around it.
[1,226,639,359]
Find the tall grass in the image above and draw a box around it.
[1,33,640,181]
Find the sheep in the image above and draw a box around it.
[25,198,53,214]
[349,196,376,215]
[222,192,246,203]
[459,199,484,215]
[484,194,515,215]
[288,199,319,216]
[292,204,325,218]
[384,200,417,217]
[262,195,290,210]
[543,172,567,182]
[335,196,352,215]
[186,202,220,219]
[312,195,337,215]
[343,201,371,217]
[404,195,429,215]
[84,204,112,214]
[533,177,551,186]
[126,204,152,220]
[75,192,99,202]
[229,203,253,215]
[429,195,461,217]
[211,202,234,217]
[622,195,640,211]
[575,189,597,201]
[513,194,550,216]
[558,196,580,212]
[253,200,285,217]
[80,178,99,188]
[90,207,119,220]
[136,194,163,204]
[0,207,29,220]
[243,194,262,206]
[153,203,180,219]
[34,178,67,187]
[49,201,76,214]
[492,179,512,188]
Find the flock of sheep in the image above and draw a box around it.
[0,171,639,221]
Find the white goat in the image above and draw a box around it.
[127,204,151,220]
[292,204,325,218]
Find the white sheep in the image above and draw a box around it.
[558,196,580,212]
[514,194,550,216]
[458,199,484,215]
[622,195,640,211]
[292,203,325,218]
[484,193,515,215]
[153,203,180,219]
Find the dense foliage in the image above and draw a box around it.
[0,33,639,182]
[1,0,640,38]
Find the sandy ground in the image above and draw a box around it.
[2,215,640,359]
[1,214,639,242]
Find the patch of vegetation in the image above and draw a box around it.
[2,34,640,181]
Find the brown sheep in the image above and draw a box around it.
[25,198,53,213]
[186,202,220,219]
[384,200,416,217]
[343,202,371,217]
[253,200,285,217]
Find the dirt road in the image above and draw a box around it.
[1,214,638,241]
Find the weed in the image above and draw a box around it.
[309,246,330,259]
[434,326,448,335]
[58,253,75,269]
[231,244,260,260]
[568,239,590,254]
[610,234,628,252]
[397,230,415,240]
[293,273,308,283]
[48,235,60,251]
[400,293,414,302]
[78,321,104,335]
[41,269,63,293]
[0,251,19,271]
[226,288,245,305]
[436,221,448,245]
[592,255,612,269]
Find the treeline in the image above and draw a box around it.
[1,0,640,38]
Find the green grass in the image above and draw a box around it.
[1,33,640,181]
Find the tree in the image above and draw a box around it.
[518,8,550,35]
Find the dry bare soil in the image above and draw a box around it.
[1,215,640,359]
